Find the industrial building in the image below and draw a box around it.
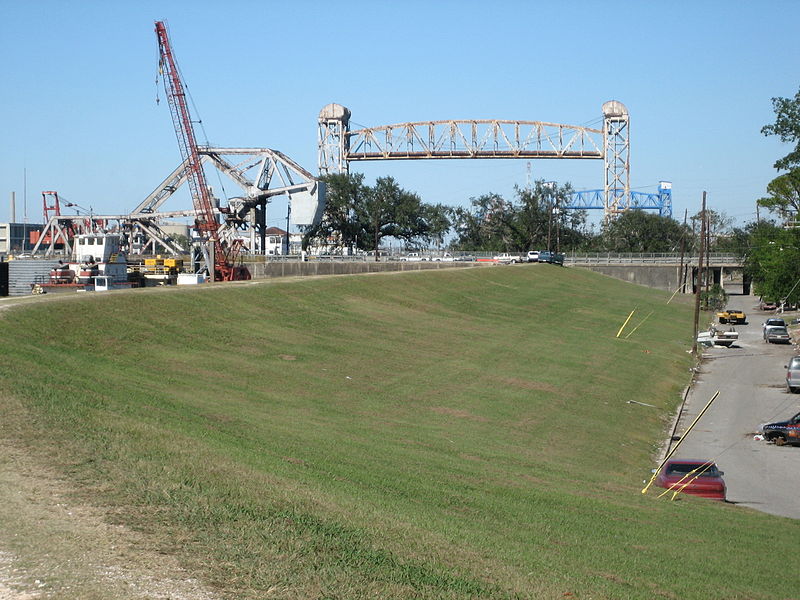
[0,222,45,256]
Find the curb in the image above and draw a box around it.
[661,383,692,462]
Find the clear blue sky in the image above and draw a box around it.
[1,0,797,232]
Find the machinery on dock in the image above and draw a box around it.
[127,256,185,287]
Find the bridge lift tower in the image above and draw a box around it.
[601,100,630,218]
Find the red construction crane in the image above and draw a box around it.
[42,190,62,221]
[154,21,250,281]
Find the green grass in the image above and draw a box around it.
[1,265,798,599]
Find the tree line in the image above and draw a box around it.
[731,85,800,305]
[303,174,701,255]
[302,84,800,306]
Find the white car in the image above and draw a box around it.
[399,252,425,262]
[492,253,520,264]
[526,250,540,263]
[431,253,454,262]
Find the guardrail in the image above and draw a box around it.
[565,253,741,266]
[261,253,491,263]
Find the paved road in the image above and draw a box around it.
[670,294,800,519]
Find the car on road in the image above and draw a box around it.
[655,459,727,500]
[717,308,747,324]
[760,300,779,311]
[785,356,800,393]
[526,250,540,263]
[493,253,521,264]
[538,251,565,265]
[759,411,800,446]
[399,252,426,262]
[430,253,454,262]
[765,326,791,344]
[762,318,786,338]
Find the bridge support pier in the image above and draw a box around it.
[690,266,748,295]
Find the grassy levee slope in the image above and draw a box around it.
[1,265,798,599]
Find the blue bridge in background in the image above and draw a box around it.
[566,181,672,217]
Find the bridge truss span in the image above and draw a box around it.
[343,119,604,163]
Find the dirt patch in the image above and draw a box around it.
[0,437,220,600]
[518,473,546,485]
[428,406,488,422]
[203,412,235,424]
[0,551,40,600]
[457,453,484,462]
[489,376,559,394]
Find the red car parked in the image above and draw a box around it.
[655,459,727,500]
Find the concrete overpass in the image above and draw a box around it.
[566,253,746,294]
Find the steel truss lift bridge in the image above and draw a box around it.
[318,101,671,219]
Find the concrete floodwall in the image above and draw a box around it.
[1,258,485,297]
[575,265,682,292]
[244,260,481,279]
[577,264,741,294]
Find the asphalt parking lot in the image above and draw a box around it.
[671,294,800,519]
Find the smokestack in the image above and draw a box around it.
[10,191,15,223]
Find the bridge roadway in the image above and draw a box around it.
[565,252,741,267]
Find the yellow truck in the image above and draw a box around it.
[716,308,747,324]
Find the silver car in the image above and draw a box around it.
[762,318,786,339]
[765,326,791,344]
[786,356,800,393]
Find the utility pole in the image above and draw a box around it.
[555,196,561,253]
[678,208,687,294]
[704,208,711,297]
[374,196,380,262]
[285,201,291,255]
[692,192,707,356]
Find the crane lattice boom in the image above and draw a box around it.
[154,21,249,281]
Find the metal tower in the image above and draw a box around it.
[318,103,351,175]
[602,100,631,218]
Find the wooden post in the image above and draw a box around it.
[692,192,707,356]
[679,208,688,294]
[705,209,711,296]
